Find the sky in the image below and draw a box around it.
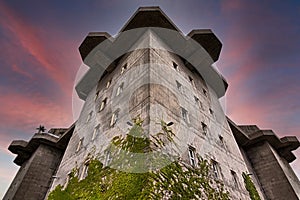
[0,0,299,198]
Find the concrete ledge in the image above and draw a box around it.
[227,117,300,163]
[76,7,228,101]
[79,32,112,61]
[187,29,222,62]
[8,123,75,166]
[120,6,181,33]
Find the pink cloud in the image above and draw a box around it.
[11,64,34,80]
[216,3,300,138]
[0,86,73,131]
[0,2,79,95]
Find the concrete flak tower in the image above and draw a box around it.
[4,7,300,200]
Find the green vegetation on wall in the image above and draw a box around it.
[48,160,148,200]
[242,172,261,200]
[48,117,230,199]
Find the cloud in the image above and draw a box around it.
[216,1,300,176]
[0,86,73,131]
[0,1,79,95]
[0,1,299,198]
[11,64,34,80]
[215,0,300,131]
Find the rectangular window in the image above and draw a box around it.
[188,76,194,86]
[92,124,100,140]
[188,147,196,166]
[116,83,124,96]
[181,107,189,123]
[201,122,208,134]
[212,160,220,179]
[106,79,111,89]
[80,162,89,180]
[219,135,224,143]
[99,98,107,112]
[209,108,214,118]
[110,111,119,127]
[219,135,226,148]
[194,96,199,103]
[105,151,111,166]
[202,88,207,97]
[176,80,183,93]
[76,138,83,152]
[63,172,72,190]
[94,91,99,101]
[231,170,239,188]
[121,64,127,74]
[194,96,204,110]
[173,62,178,70]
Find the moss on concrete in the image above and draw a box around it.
[48,117,230,199]
[242,172,261,200]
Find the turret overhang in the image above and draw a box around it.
[227,117,300,163]
[76,6,228,101]
[187,29,222,62]
[8,124,75,166]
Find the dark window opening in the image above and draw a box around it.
[188,147,196,166]
[201,122,208,134]
[212,160,220,179]
[202,88,207,96]
[99,98,107,111]
[173,62,178,70]
[181,107,189,123]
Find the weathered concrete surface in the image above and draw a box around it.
[51,29,250,199]
[228,120,300,200]
[4,145,63,200]
[4,126,74,200]
[246,142,299,200]
[5,6,300,200]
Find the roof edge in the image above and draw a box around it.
[119,6,181,33]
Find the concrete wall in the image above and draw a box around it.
[50,47,152,189]
[246,141,299,200]
[239,146,267,200]
[147,32,250,199]
[50,31,251,199]
[4,144,63,200]
[271,144,300,198]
